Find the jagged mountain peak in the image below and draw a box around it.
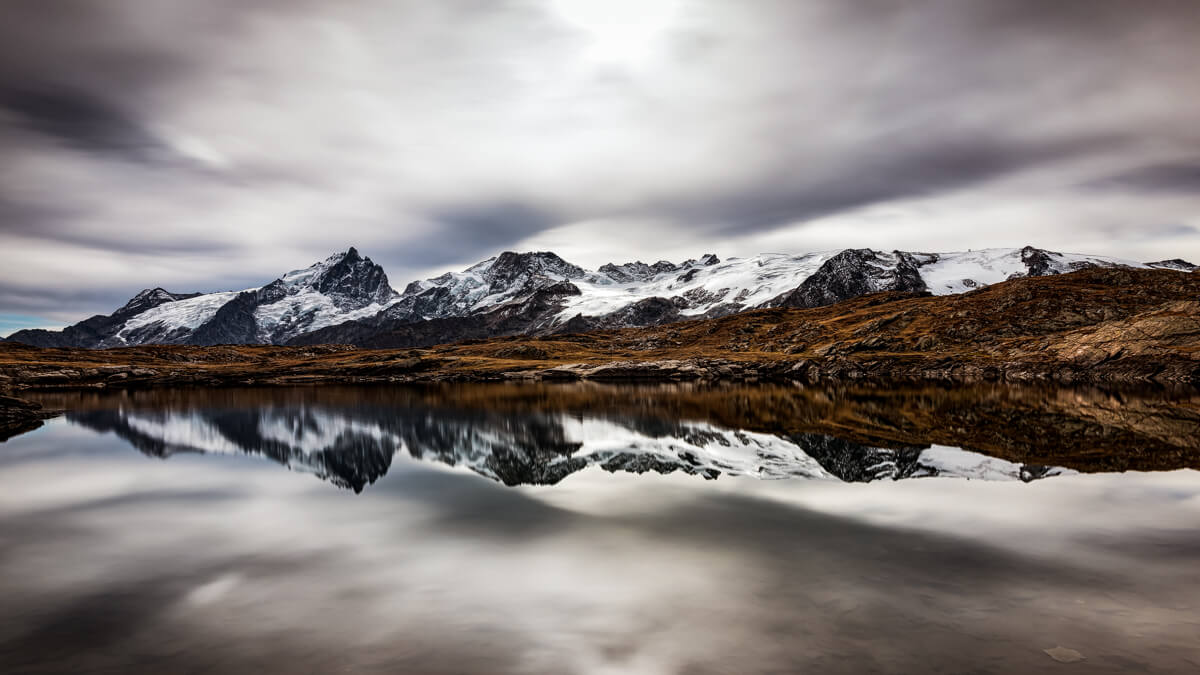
[272,247,396,308]
[768,248,928,309]
[476,251,586,284]
[281,247,364,285]
[600,253,722,283]
[371,251,589,328]
[126,287,174,304]
[599,260,672,283]
[119,288,200,315]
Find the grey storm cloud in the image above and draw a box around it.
[1086,161,1200,194]
[638,132,1141,233]
[0,86,166,160]
[1,0,1199,327]
[354,201,564,272]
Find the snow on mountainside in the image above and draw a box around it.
[4,244,1183,349]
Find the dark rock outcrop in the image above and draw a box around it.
[312,246,396,308]
[0,393,60,441]
[555,297,683,334]
[770,249,928,309]
[1016,245,1059,277]
[190,291,261,346]
[1147,258,1198,271]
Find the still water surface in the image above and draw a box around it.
[1,383,1199,673]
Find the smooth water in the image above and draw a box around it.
[1,383,1199,673]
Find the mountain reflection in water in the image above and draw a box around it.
[28,382,1200,491]
[4,382,1200,673]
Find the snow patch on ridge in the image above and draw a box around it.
[918,248,1146,295]
[918,445,1077,481]
[562,416,837,480]
[123,411,244,455]
[116,291,243,341]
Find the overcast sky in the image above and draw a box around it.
[2,0,1199,331]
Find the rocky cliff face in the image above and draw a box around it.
[769,249,929,309]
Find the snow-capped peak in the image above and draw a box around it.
[251,248,399,341]
[480,251,586,283]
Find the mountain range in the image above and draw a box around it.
[6,245,1196,349]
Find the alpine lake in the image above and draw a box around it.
[1,381,1198,673]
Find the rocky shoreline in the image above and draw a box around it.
[0,344,1194,393]
[0,393,61,441]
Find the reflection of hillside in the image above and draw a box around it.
[70,408,398,492]
[67,405,592,491]
[42,381,1200,475]
[65,387,1078,491]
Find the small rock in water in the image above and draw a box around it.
[1044,646,1086,663]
